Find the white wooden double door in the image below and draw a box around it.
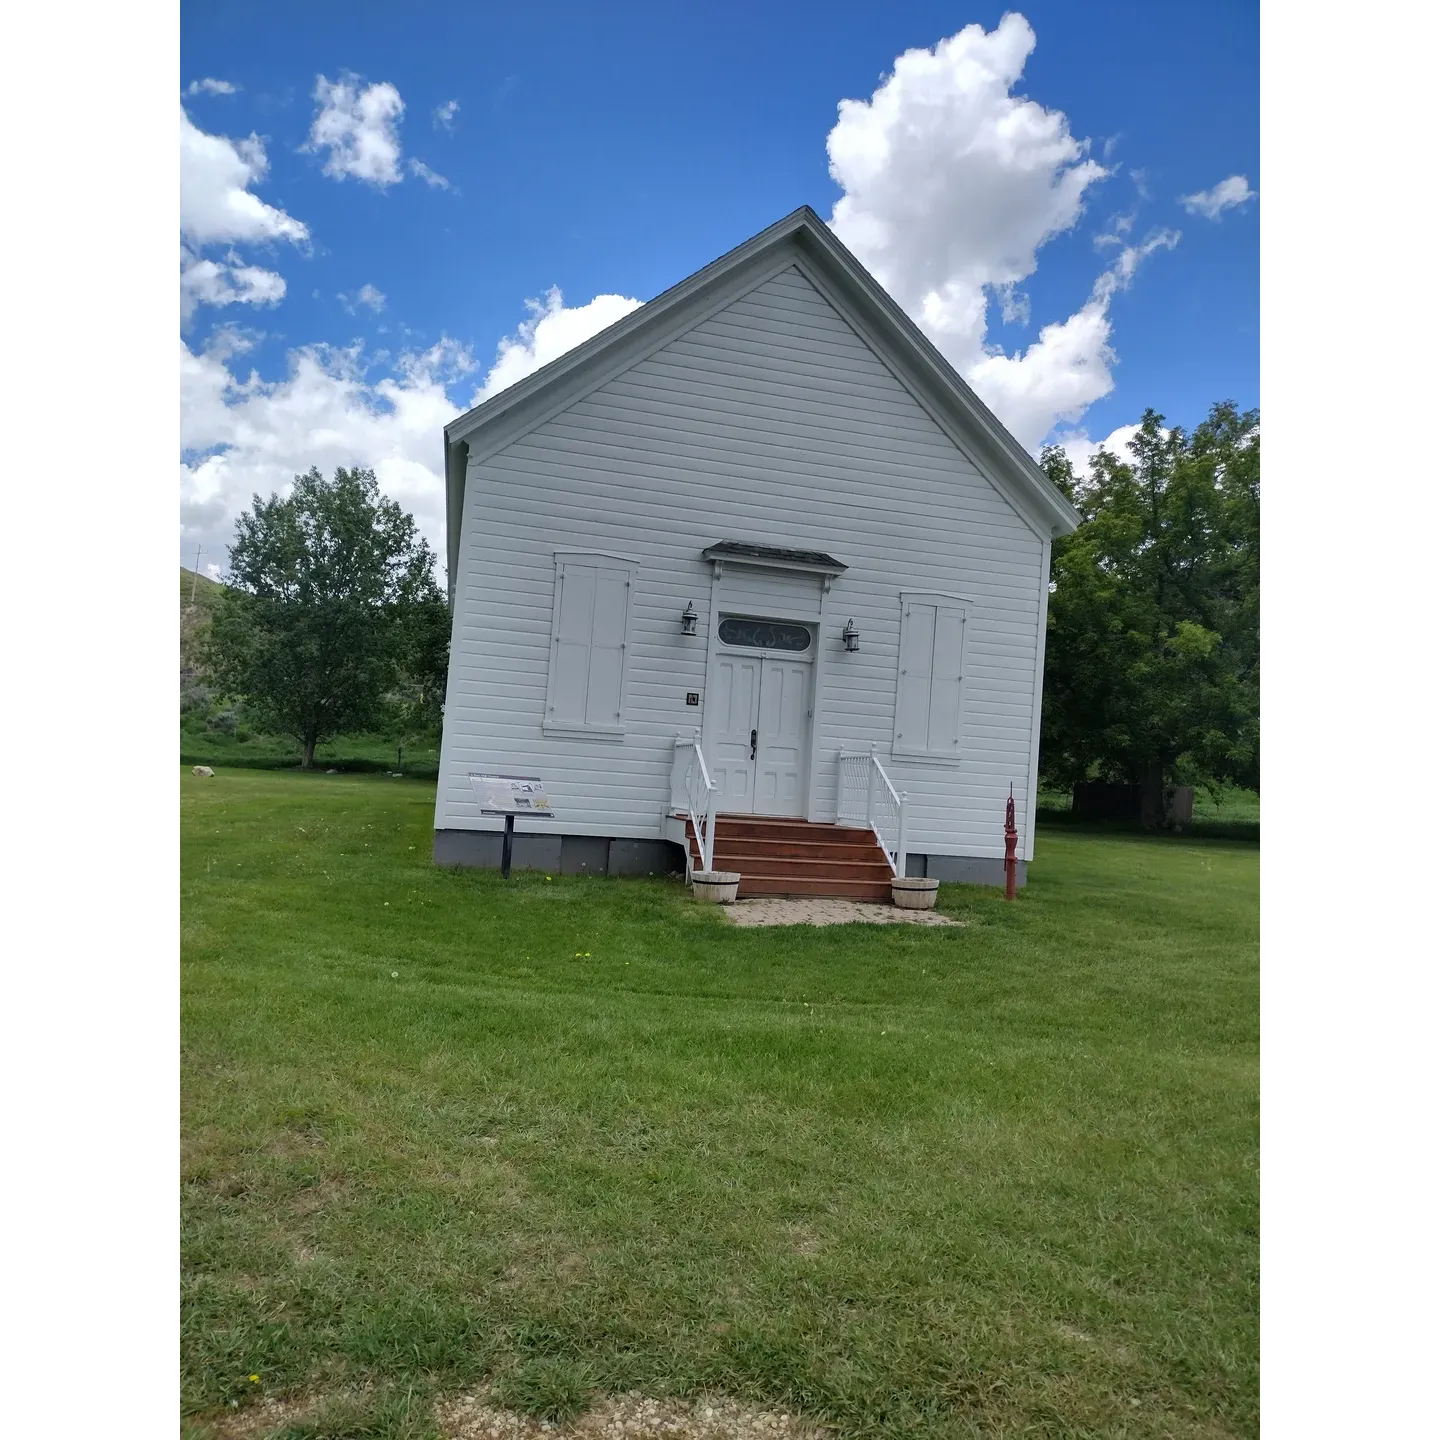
[706,652,812,816]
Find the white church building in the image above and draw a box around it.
[432,207,1080,895]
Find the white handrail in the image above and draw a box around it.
[672,736,720,877]
[837,744,907,875]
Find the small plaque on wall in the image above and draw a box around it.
[686,692,700,706]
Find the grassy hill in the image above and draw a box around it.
[180,564,224,609]
[181,565,224,679]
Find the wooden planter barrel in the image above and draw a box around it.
[891,876,939,910]
[692,870,741,904]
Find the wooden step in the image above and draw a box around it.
[738,875,894,900]
[685,815,877,840]
[712,837,887,862]
[714,855,892,880]
[683,814,894,900]
[714,816,876,843]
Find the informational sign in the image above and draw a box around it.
[686,692,700,706]
[468,773,554,816]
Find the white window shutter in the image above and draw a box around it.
[551,563,596,725]
[929,606,966,751]
[894,593,971,757]
[894,601,935,750]
[545,554,636,734]
[585,570,629,725]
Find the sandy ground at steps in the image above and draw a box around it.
[721,897,962,927]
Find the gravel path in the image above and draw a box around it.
[723,897,962,927]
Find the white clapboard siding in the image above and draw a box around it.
[438,264,1046,859]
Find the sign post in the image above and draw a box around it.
[500,812,515,879]
[467,774,554,880]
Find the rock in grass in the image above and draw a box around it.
[192,765,215,777]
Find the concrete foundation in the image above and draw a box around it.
[905,852,1027,887]
[435,831,1023,887]
[433,830,685,878]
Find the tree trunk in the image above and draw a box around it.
[301,731,317,770]
[1139,760,1168,831]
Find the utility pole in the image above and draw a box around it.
[189,546,203,604]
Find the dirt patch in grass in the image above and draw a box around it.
[438,1390,829,1439]
[190,1394,312,1438]
[190,1390,828,1440]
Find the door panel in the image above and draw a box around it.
[754,658,811,817]
[708,654,760,810]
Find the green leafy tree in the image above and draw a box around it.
[388,588,453,744]
[205,466,444,768]
[1039,402,1259,824]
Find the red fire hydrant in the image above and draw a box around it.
[1003,787,1018,901]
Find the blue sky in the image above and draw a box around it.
[180,1,1258,576]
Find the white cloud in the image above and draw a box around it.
[180,107,309,247]
[997,284,1030,326]
[180,249,286,324]
[180,110,309,323]
[477,288,642,400]
[826,13,1178,452]
[305,74,405,186]
[434,99,459,130]
[186,78,238,97]
[179,283,645,574]
[1052,422,1141,475]
[1180,175,1256,220]
[408,158,451,190]
[181,333,475,577]
[338,283,386,314]
[1094,211,1135,249]
[1092,227,1180,301]
[968,228,1179,450]
[828,15,1106,359]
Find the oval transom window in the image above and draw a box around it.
[717,616,812,651]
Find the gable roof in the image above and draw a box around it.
[444,206,1081,587]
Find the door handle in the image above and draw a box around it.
[750,728,757,760]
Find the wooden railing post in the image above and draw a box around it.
[670,735,689,817]
[898,791,908,877]
[866,741,877,830]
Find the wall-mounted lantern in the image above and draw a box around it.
[842,619,860,652]
[681,601,698,637]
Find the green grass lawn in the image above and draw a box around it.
[182,770,1258,1439]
